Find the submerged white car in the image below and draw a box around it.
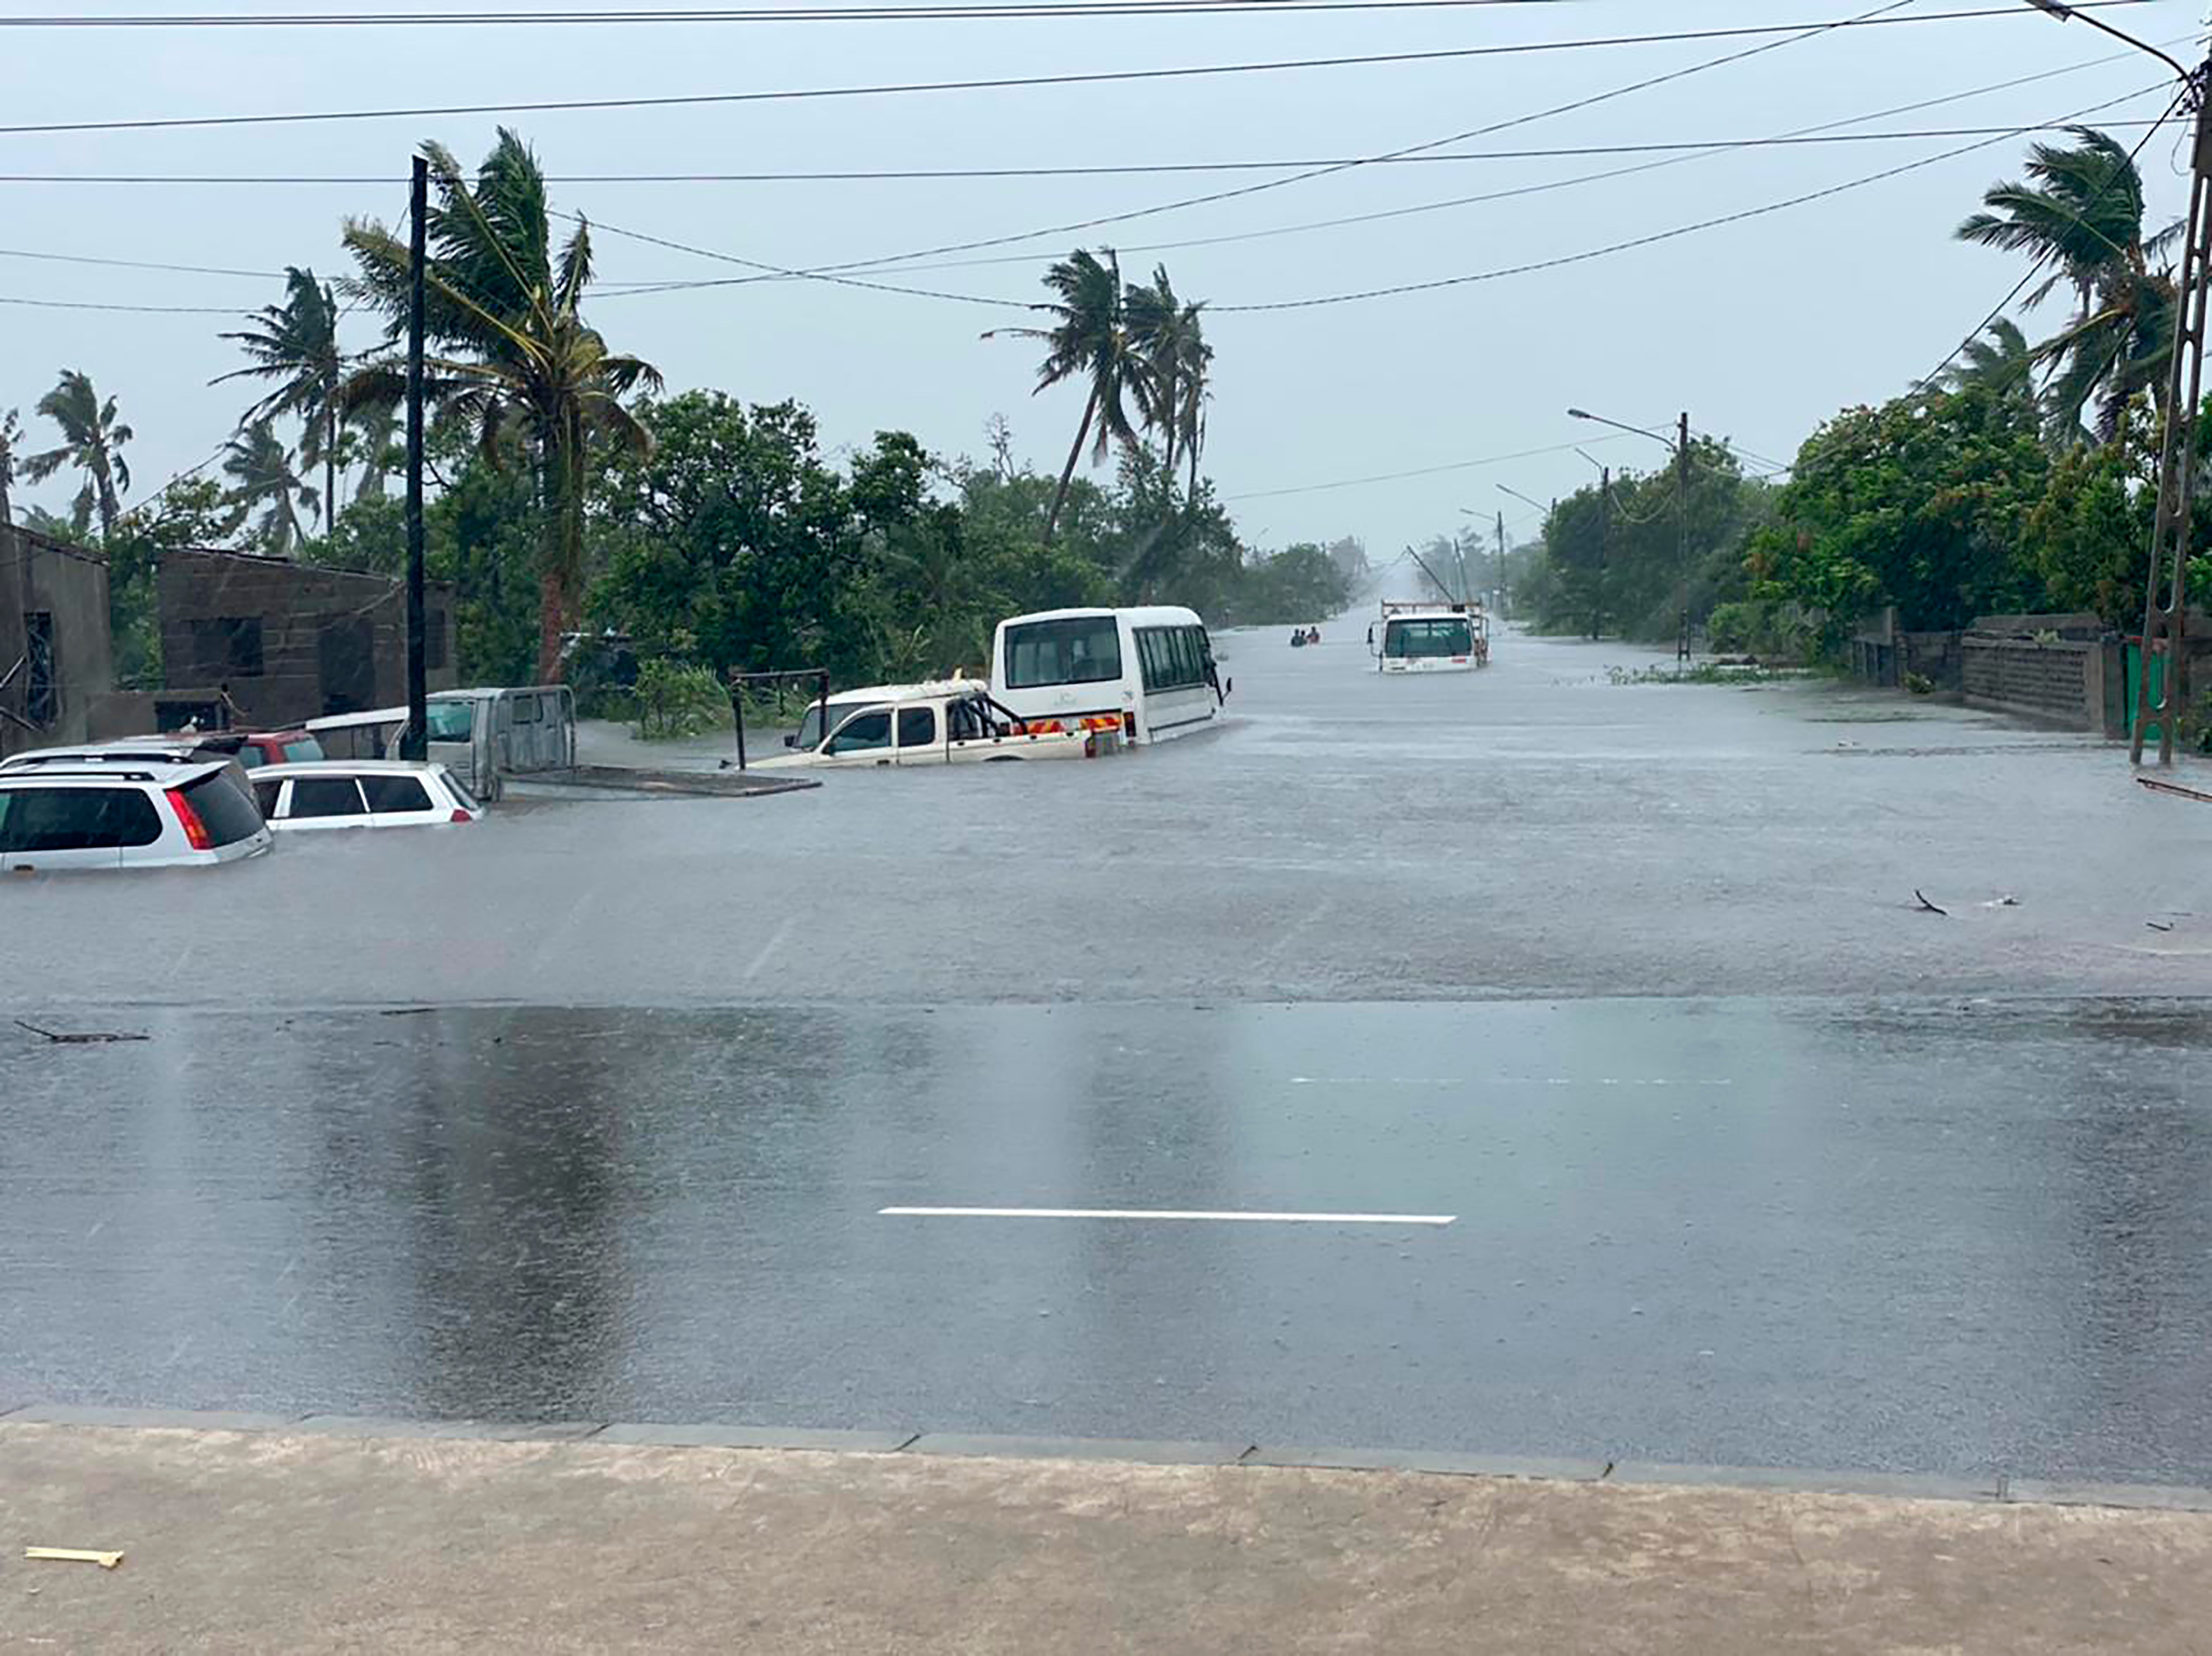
[757,680,1122,770]
[250,760,483,831]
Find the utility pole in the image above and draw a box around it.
[1594,465,1610,642]
[1675,410,1692,665]
[1494,511,1506,614]
[0,417,27,749]
[2132,63,2212,765]
[401,153,429,764]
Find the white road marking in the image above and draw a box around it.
[879,1207,1455,1225]
[742,915,798,982]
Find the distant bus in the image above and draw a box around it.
[989,606,1227,745]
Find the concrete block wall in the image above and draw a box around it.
[1961,637,2095,728]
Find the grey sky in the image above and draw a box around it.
[2,0,2200,558]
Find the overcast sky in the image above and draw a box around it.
[2,0,2202,558]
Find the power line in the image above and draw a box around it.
[0,0,1628,24]
[0,6,2159,137]
[0,246,281,279]
[1210,77,2175,312]
[1225,433,1636,499]
[0,294,248,314]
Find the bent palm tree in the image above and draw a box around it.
[214,268,345,529]
[1957,127,2178,440]
[1940,318,2037,400]
[20,370,131,538]
[988,248,1139,543]
[219,419,319,555]
[342,130,661,678]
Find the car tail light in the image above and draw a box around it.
[450,808,475,823]
[165,787,212,850]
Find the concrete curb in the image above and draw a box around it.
[5,1402,2210,1515]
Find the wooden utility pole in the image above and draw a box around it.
[0,418,28,748]
[1675,410,1692,664]
[401,153,429,763]
[2132,64,2212,765]
[1594,465,1610,641]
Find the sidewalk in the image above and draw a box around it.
[5,1422,2210,1653]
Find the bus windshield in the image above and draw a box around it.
[1385,618,1474,658]
[1004,616,1123,689]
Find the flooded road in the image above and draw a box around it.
[5,628,2210,1481]
[5,996,2212,1483]
[5,629,2205,1008]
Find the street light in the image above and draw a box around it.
[1572,404,1694,662]
[2020,0,2190,81]
[2020,3,2205,764]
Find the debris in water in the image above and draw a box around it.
[1981,895,2020,908]
[1913,890,1949,917]
[13,1021,148,1045]
[24,1548,124,1569]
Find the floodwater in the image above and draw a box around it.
[4,626,2211,1482]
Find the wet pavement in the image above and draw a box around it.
[5,996,2212,1483]
[5,627,2211,1482]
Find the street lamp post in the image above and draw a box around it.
[1571,407,1693,663]
[1495,485,1550,616]
[1575,448,1611,641]
[2024,3,2208,765]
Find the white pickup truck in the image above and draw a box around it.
[754,679,1123,770]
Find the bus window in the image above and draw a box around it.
[1385,619,1475,658]
[1005,616,1122,689]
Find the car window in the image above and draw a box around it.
[234,746,267,770]
[362,775,435,814]
[253,779,280,818]
[426,703,475,743]
[284,738,326,764]
[0,786,163,852]
[897,706,937,748]
[510,695,540,726]
[825,708,893,754]
[289,777,368,818]
[181,772,267,846]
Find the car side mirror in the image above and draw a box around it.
[784,734,798,748]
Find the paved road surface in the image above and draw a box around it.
[5,627,2209,1482]
[5,996,2210,1483]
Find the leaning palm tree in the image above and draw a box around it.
[1957,127,2179,440]
[219,419,319,555]
[341,130,661,679]
[1174,310,1212,499]
[19,370,131,538]
[214,267,346,529]
[1940,317,2037,400]
[987,248,1140,543]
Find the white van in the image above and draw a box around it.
[306,686,575,802]
[988,606,1226,745]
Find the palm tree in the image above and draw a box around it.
[345,399,399,501]
[19,370,131,538]
[1957,127,2179,440]
[988,248,1140,543]
[341,130,662,679]
[214,267,346,530]
[1939,318,2037,398]
[1174,311,1212,499]
[219,419,319,555]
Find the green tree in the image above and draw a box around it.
[343,129,662,679]
[100,477,235,689]
[1124,265,1210,482]
[991,248,1141,542]
[218,419,319,555]
[1957,128,2178,441]
[214,266,346,528]
[1750,388,2049,652]
[20,369,132,538]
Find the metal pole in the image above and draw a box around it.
[2132,63,2212,766]
[1494,511,1505,612]
[1595,466,1610,641]
[734,684,748,771]
[1676,410,1692,665]
[400,153,429,763]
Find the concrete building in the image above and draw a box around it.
[154,548,457,731]
[0,524,114,758]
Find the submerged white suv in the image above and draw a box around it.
[0,760,273,872]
